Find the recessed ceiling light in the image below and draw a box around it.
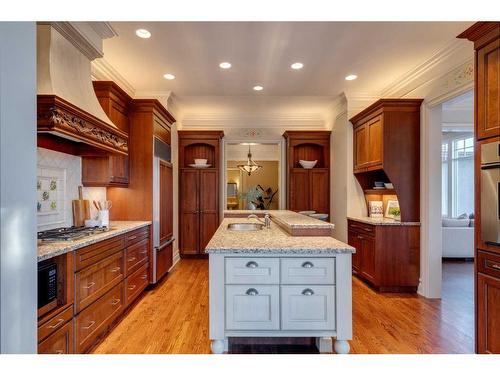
[291,62,304,70]
[219,62,232,69]
[253,85,264,91]
[345,74,358,81]
[163,73,175,80]
[135,29,151,39]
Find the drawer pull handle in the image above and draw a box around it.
[128,257,136,262]
[55,349,64,354]
[82,321,95,330]
[301,261,314,268]
[486,261,500,270]
[140,275,148,280]
[111,298,121,305]
[128,285,137,291]
[129,235,138,240]
[110,267,121,273]
[83,282,95,289]
[140,250,148,255]
[302,288,314,296]
[47,318,65,329]
[245,261,258,268]
[245,288,259,296]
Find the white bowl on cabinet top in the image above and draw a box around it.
[194,158,208,165]
[299,160,317,169]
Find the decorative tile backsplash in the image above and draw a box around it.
[37,148,106,230]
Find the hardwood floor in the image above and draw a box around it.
[93,259,474,354]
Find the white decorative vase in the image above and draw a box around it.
[246,202,257,210]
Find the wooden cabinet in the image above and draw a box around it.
[178,131,223,256]
[350,99,422,223]
[283,131,331,217]
[458,22,500,354]
[347,219,420,292]
[38,321,74,354]
[82,81,133,187]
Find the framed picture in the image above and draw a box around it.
[385,200,400,219]
[369,200,384,218]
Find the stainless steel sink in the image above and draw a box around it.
[227,223,265,231]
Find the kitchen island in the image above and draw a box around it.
[205,212,355,354]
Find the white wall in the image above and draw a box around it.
[0,22,37,353]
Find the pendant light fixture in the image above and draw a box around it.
[238,145,262,176]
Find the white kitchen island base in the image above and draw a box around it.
[207,250,353,354]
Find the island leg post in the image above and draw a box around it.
[211,339,228,354]
[334,339,350,354]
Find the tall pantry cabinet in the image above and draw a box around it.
[459,22,500,354]
[178,131,224,256]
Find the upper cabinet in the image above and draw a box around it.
[458,22,500,141]
[283,131,331,217]
[81,82,133,187]
[350,99,423,222]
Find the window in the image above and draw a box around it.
[441,135,474,218]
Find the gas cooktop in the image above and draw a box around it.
[38,226,110,243]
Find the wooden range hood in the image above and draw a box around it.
[36,23,128,155]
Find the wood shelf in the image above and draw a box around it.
[364,189,396,195]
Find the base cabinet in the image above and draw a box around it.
[38,321,74,354]
[477,271,500,353]
[347,219,420,292]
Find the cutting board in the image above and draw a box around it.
[72,186,90,227]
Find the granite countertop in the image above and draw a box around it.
[347,216,421,226]
[38,221,151,262]
[205,218,354,255]
[224,210,334,229]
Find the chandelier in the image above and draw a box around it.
[237,145,262,176]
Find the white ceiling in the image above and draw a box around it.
[101,22,473,118]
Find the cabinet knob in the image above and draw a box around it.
[301,261,314,268]
[302,288,314,296]
[245,288,259,296]
[245,261,258,268]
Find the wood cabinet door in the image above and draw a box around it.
[109,155,129,185]
[159,161,173,242]
[200,170,219,253]
[353,124,369,171]
[477,39,500,140]
[348,230,362,274]
[289,169,310,211]
[360,236,376,284]
[477,273,500,353]
[180,169,200,254]
[367,115,383,168]
[310,169,329,215]
[38,321,74,354]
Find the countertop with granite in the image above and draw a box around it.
[205,217,354,255]
[347,216,421,226]
[224,209,334,231]
[38,221,151,262]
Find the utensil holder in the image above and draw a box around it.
[98,210,109,227]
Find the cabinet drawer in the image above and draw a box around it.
[280,258,335,284]
[281,285,336,331]
[75,282,124,353]
[225,258,279,284]
[126,262,149,306]
[38,306,73,343]
[478,250,500,279]
[75,235,125,271]
[125,238,149,276]
[348,221,375,235]
[38,320,74,354]
[75,251,124,313]
[225,285,280,330]
[125,226,150,247]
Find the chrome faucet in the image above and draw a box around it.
[247,213,271,229]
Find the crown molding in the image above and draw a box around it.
[91,58,136,97]
[380,39,470,98]
[89,22,117,39]
[39,22,106,60]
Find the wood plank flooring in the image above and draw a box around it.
[93,259,474,354]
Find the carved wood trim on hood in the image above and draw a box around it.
[38,95,128,155]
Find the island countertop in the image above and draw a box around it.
[205,217,354,254]
[38,221,151,262]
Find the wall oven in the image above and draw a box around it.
[481,141,500,247]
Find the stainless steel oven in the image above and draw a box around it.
[481,141,500,246]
